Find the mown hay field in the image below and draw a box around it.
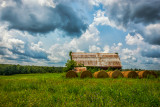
[0,73,160,107]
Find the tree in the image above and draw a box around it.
[63,60,77,72]
[69,51,72,60]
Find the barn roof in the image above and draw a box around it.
[71,52,122,68]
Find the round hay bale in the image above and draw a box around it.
[80,70,92,78]
[122,71,138,78]
[149,71,158,78]
[66,70,78,78]
[107,71,123,78]
[94,70,109,78]
[138,71,152,78]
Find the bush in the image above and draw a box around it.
[63,60,77,72]
[87,67,101,73]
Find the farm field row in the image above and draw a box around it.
[0,73,160,107]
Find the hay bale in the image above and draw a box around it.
[80,70,92,78]
[107,71,123,78]
[138,71,152,78]
[121,71,138,78]
[94,70,109,78]
[149,71,158,78]
[66,70,78,78]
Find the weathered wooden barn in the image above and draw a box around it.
[71,52,122,70]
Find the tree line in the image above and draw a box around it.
[0,64,63,75]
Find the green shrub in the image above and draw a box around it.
[63,60,77,72]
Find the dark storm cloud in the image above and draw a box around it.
[140,59,157,65]
[0,1,88,37]
[9,49,48,60]
[143,24,160,45]
[104,0,160,27]
[130,29,160,45]
[145,34,160,45]
[3,55,33,62]
[0,47,6,55]
[102,0,160,45]
[141,49,160,58]
[0,45,49,61]
[0,36,49,61]
[9,43,49,60]
[130,0,160,24]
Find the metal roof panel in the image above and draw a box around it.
[72,52,122,67]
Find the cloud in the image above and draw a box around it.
[23,42,49,59]
[8,41,49,60]
[125,33,160,58]
[93,10,111,26]
[89,45,101,53]
[143,23,160,45]
[110,42,123,53]
[93,10,124,30]
[0,47,8,55]
[101,0,160,28]
[141,44,160,58]
[88,0,100,6]
[95,0,160,45]
[0,0,88,37]
[125,33,144,45]
[121,48,137,62]
[2,55,32,63]
[130,0,160,24]
[0,26,49,62]
[8,38,25,53]
[103,45,110,53]
[141,49,160,58]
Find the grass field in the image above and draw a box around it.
[0,73,160,107]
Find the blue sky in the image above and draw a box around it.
[0,0,160,70]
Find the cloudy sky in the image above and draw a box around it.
[0,0,160,70]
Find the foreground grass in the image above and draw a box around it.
[0,73,160,107]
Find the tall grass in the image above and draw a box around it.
[0,73,160,107]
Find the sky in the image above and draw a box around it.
[0,0,160,70]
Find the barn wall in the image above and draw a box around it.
[72,52,122,68]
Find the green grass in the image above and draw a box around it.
[0,73,160,107]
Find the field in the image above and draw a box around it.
[0,73,160,107]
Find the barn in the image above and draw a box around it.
[71,52,122,70]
